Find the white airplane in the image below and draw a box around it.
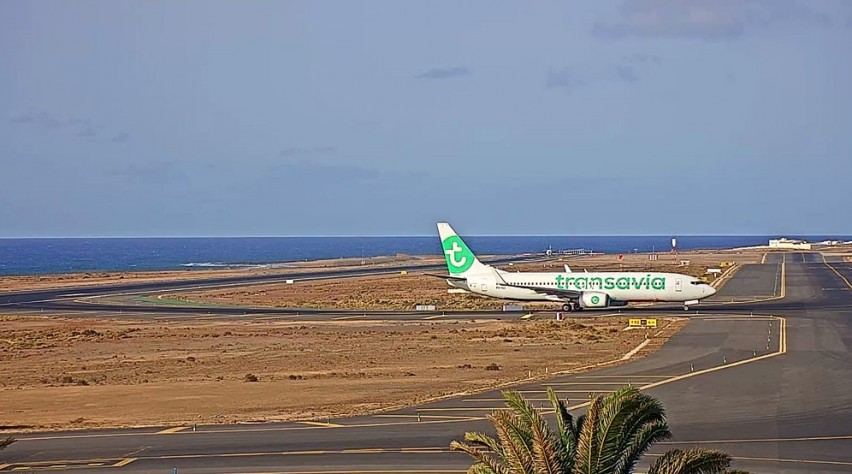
[434,222,716,311]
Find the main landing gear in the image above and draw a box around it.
[562,302,582,312]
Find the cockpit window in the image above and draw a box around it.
[690,280,706,285]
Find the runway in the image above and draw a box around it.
[2,252,852,472]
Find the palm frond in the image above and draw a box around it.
[504,388,562,472]
[593,387,640,473]
[450,440,508,474]
[489,410,535,474]
[574,393,603,474]
[468,464,502,474]
[530,414,562,474]
[464,431,504,457]
[648,448,734,474]
[546,387,577,472]
[613,394,671,474]
[614,419,671,474]
[503,390,541,426]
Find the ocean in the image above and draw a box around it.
[0,235,848,276]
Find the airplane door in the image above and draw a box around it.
[675,278,682,292]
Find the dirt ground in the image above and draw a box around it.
[0,315,683,432]
[162,250,763,311]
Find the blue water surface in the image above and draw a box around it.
[0,235,848,276]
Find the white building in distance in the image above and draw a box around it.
[769,238,812,250]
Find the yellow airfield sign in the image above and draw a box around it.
[629,318,657,328]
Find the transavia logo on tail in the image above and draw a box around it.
[442,236,474,274]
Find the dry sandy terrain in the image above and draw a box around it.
[0,315,683,432]
[0,254,445,292]
[163,250,761,311]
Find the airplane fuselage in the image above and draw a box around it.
[451,271,714,304]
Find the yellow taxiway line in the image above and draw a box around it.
[156,426,190,434]
[297,421,344,428]
[823,254,852,289]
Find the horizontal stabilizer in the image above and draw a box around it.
[422,272,468,281]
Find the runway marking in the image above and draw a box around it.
[576,374,675,378]
[421,314,447,320]
[373,414,475,420]
[712,256,786,306]
[544,381,654,385]
[297,421,344,428]
[517,389,619,394]
[0,458,137,471]
[732,455,852,468]
[464,398,601,402]
[0,448,456,470]
[156,426,189,434]
[332,315,367,320]
[660,433,852,445]
[234,471,461,474]
[710,264,739,289]
[823,254,852,289]
[414,407,513,411]
[697,317,775,321]
[14,416,479,443]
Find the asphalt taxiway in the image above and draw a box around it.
[2,252,852,472]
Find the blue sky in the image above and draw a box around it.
[2,0,851,237]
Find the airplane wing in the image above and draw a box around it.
[422,272,468,282]
[498,282,582,299]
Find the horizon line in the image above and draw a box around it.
[2,233,852,239]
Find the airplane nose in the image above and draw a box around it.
[707,285,717,296]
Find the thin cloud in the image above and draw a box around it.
[107,162,187,181]
[110,132,130,143]
[10,109,64,128]
[76,126,98,138]
[616,65,639,83]
[10,108,120,141]
[547,56,655,92]
[546,68,587,92]
[593,0,833,40]
[416,66,471,80]
[279,146,337,157]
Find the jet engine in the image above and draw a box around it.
[580,292,610,308]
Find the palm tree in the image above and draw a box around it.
[451,386,745,474]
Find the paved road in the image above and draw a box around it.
[2,252,852,472]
